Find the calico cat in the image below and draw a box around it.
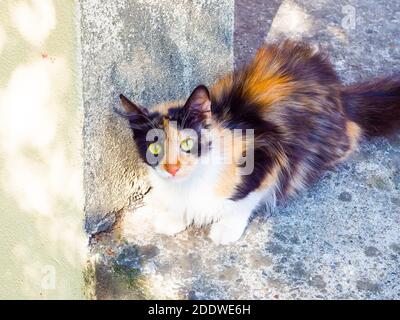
[117,40,400,244]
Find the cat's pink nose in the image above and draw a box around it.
[164,162,181,176]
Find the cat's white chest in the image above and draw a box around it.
[125,166,272,244]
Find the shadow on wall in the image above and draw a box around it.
[0,0,85,299]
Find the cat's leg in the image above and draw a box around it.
[208,208,252,245]
[208,191,269,245]
[153,208,187,236]
[122,192,186,238]
[143,189,187,236]
[121,202,158,239]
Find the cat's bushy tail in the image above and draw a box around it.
[343,76,400,137]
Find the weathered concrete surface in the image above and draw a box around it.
[86,0,400,299]
[234,0,282,68]
[80,0,233,234]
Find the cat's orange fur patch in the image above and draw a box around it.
[243,46,294,107]
[211,46,294,109]
[333,120,362,165]
[214,162,241,198]
[245,75,293,107]
[213,127,246,197]
[211,74,234,100]
[329,120,362,167]
[346,120,362,147]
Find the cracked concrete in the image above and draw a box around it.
[82,0,400,299]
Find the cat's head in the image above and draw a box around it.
[118,85,212,181]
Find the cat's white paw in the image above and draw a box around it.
[208,220,246,245]
[121,205,156,239]
[154,215,186,236]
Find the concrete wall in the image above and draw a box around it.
[0,0,85,299]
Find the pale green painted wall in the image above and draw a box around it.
[0,0,85,299]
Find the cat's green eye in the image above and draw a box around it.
[180,138,194,152]
[148,142,162,155]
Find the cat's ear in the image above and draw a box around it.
[184,85,211,116]
[119,94,146,115]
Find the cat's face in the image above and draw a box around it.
[118,86,212,181]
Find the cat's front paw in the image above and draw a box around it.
[208,221,246,245]
[121,204,156,239]
[122,205,186,238]
[154,215,187,236]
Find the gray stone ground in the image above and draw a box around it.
[82,0,400,299]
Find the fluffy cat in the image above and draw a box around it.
[117,40,400,244]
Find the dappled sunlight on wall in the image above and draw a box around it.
[0,60,58,154]
[0,25,6,53]
[10,0,56,46]
[0,0,85,299]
